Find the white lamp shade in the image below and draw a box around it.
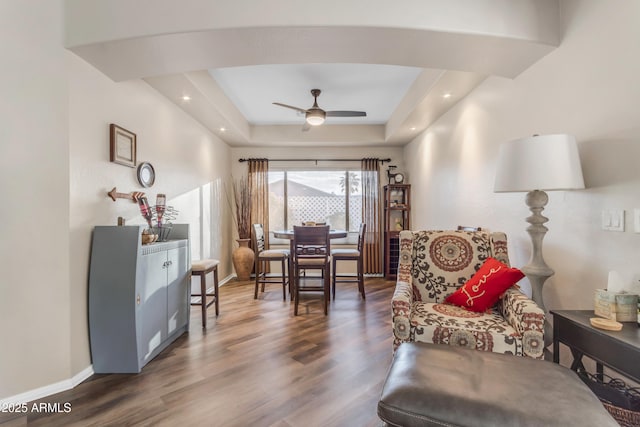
[494,134,585,192]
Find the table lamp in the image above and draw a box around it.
[494,134,585,345]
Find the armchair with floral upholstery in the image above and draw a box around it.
[392,230,545,359]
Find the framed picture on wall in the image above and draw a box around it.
[109,123,137,168]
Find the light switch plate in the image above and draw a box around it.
[601,210,611,229]
[602,209,625,231]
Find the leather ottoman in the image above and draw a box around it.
[378,343,617,427]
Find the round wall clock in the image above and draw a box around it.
[137,162,155,188]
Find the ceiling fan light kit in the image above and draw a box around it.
[273,88,365,130]
[306,109,326,126]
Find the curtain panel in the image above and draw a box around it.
[248,159,269,250]
[361,158,382,274]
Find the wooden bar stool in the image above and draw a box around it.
[190,259,219,328]
[252,224,290,300]
[331,223,366,299]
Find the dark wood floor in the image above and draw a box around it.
[2,278,394,427]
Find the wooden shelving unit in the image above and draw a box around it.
[384,184,411,280]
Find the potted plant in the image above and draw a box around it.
[231,178,254,280]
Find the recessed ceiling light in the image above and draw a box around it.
[181,95,191,101]
[219,127,226,132]
[443,93,452,99]
[410,127,417,131]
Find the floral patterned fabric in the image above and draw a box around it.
[392,230,545,359]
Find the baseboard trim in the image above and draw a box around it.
[1,274,234,406]
[0,365,94,406]
[220,274,235,285]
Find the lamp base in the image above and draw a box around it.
[523,189,554,350]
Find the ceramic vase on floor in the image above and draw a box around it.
[232,238,254,280]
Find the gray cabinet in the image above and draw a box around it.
[89,224,190,373]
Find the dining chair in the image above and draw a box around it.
[291,225,331,315]
[331,223,366,299]
[252,223,289,300]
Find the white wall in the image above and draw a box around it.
[68,53,232,377]
[0,1,233,401]
[404,0,640,311]
[0,0,71,400]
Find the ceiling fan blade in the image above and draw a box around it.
[273,102,307,114]
[301,122,311,132]
[326,111,367,117]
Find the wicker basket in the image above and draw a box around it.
[601,400,640,426]
[578,369,640,426]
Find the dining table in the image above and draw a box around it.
[271,229,348,284]
[272,229,348,241]
[271,229,348,260]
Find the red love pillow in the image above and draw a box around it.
[445,257,524,312]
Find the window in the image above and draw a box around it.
[268,170,362,233]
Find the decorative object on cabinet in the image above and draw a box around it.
[136,162,155,188]
[494,133,585,348]
[141,229,158,244]
[589,317,623,331]
[594,288,638,323]
[109,123,137,168]
[152,225,172,242]
[88,224,190,373]
[107,187,145,203]
[155,193,166,227]
[386,165,405,185]
[137,196,154,229]
[152,193,174,241]
[136,194,179,242]
[384,184,410,280]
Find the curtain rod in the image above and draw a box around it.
[238,158,391,164]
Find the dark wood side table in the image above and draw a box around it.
[552,310,640,383]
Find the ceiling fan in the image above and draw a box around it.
[273,89,367,131]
